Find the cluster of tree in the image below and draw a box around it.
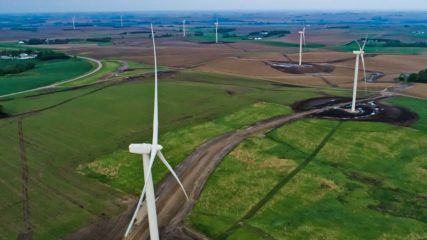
[86,37,112,43]
[326,26,350,29]
[25,37,113,45]
[0,59,35,76]
[217,28,236,34]
[120,31,151,35]
[222,33,239,38]
[11,27,38,32]
[248,30,290,38]
[400,69,427,83]
[36,50,69,61]
[26,38,71,45]
[354,38,427,48]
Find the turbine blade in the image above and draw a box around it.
[361,53,368,95]
[158,151,189,200]
[362,35,368,51]
[124,186,147,237]
[303,31,306,46]
[355,40,362,50]
[124,148,158,238]
[150,24,159,146]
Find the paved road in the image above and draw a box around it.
[0,56,102,99]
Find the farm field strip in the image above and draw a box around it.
[0,56,100,98]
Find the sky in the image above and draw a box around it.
[1,0,427,13]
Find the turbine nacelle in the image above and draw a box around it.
[129,143,163,155]
[353,50,364,55]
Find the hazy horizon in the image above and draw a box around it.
[1,0,427,13]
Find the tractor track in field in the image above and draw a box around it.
[65,94,386,240]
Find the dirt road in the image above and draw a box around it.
[65,94,387,240]
[126,95,387,240]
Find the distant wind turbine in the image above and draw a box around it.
[298,26,306,66]
[351,37,368,112]
[121,15,124,28]
[183,19,186,37]
[215,19,219,43]
[124,24,189,240]
[72,16,76,30]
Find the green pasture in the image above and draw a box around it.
[0,58,94,95]
[333,42,427,55]
[189,96,427,239]
[0,71,342,239]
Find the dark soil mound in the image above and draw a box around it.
[293,97,418,126]
[292,97,352,112]
[269,61,335,74]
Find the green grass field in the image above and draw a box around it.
[0,71,342,239]
[188,97,427,239]
[189,32,243,43]
[333,42,427,55]
[0,58,94,95]
[60,60,119,87]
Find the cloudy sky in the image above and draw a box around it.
[0,0,426,13]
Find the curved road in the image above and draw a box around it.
[0,56,102,99]
[125,95,387,240]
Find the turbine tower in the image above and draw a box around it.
[215,19,219,43]
[124,24,189,240]
[351,38,368,112]
[72,16,76,30]
[298,26,306,66]
[182,19,186,37]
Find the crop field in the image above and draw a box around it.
[333,42,427,55]
[0,58,94,95]
[0,71,350,239]
[60,60,120,86]
[188,97,427,239]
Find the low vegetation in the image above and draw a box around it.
[0,71,340,239]
[0,59,35,75]
[189,111,427,239]
[399,68,427,83]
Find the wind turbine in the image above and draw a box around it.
[121,15,124,28]
[72,16,76,30]
[215,19,219,43]
[298,26,306,66]
[182,19,186,37]
[351,37,368,112]
[124,24,189,240]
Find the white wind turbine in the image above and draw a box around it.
[298,26,306,66]
[215,19,219,43]
[72,16,76,30]
[182,19,186,37]
[351,37,368,112]
[124,24,189,240]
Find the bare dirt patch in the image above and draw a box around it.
[269,61,335,74]
[292,96,418,126]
